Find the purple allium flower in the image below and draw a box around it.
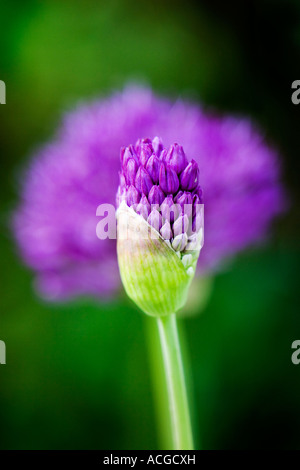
[117,137,202,254]
[13,85,285,301]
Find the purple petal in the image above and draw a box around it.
[120,146,125,164]
[126,185,140,206]
[135,167,153,196]
[136,195,151,220]
[147,208,162,232]
[152,136,164,157]
[175,191,193,217]
[146,154,160,183]
[160,195,179,223]
[174,190,183,203]
[165,143,188,174]
[180,159,199,191]
[192,187,203,203]
[135,137,152,153]
[125,158,138,185]
[148,185,165,206]
[159,163,180,194]
[139,144,153,166]
[122,147,133,169]
[159,148,167,161]
[119,171,126,189]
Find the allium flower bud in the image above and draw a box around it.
[147,208,163,232]
[126,158,138,185]
[160,220,173,240]
[152,136,164,157]
[146,154,160,183]
[119,172,126,189]
[148,185,165,206]
[159,163,180,194]
[126,185,140,206]
[172,233,188,252]
[165,143,188,174]
[175,191,193,217]
[136,195,151,220]
[122,147,134,168]
[116,137,204,317]
[173,214,189,238]
[135,167,153,196]
[180,159,199,191]
[140,145,152,166]
[161,195,178,223]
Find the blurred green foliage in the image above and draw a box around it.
[0,0,299,449]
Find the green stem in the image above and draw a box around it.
[155,313,194,450]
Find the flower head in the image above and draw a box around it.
[116,138,204,316]
[117,137,203,258]
[13,85,286,301]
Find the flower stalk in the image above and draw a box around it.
[155,313,194,450]
[116,137,203,449]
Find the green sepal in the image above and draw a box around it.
[117,202,199,317]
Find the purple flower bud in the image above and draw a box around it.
[165,143,188,174]
[159,163,179,194]
[118,137,203,254]
[146,154,160,183]
[135,167,153,196]
[148,185,165,206]
[192,194,202,215]
[160,195,178,223]
[191,195,202,234]
[135,137,152,151]
[147,208,162,232]
[122,147,133,168]
[192,187,203,203]
[140,144,153,166]
[173,214,189,237]
[174,190,183,202]
[116,185,126,206]
[180,159,199,191]
[175,191,193,217]
[120,146,125,164]
[126,185,140,206]
[128,144,137,156]
[126,158,138,185]
[159,148,167,161]
[152,136,164,157]
[191,213,202,235]
[160,220,173,240]
[136,195,151,220]
[119,171,126,189]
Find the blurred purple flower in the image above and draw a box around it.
[13,85,286,301]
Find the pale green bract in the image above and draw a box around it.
[117,202,203,317]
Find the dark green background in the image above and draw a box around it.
[0,0,299,449]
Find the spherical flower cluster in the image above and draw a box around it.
[117,137,203,259]
[13,85,285,300]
